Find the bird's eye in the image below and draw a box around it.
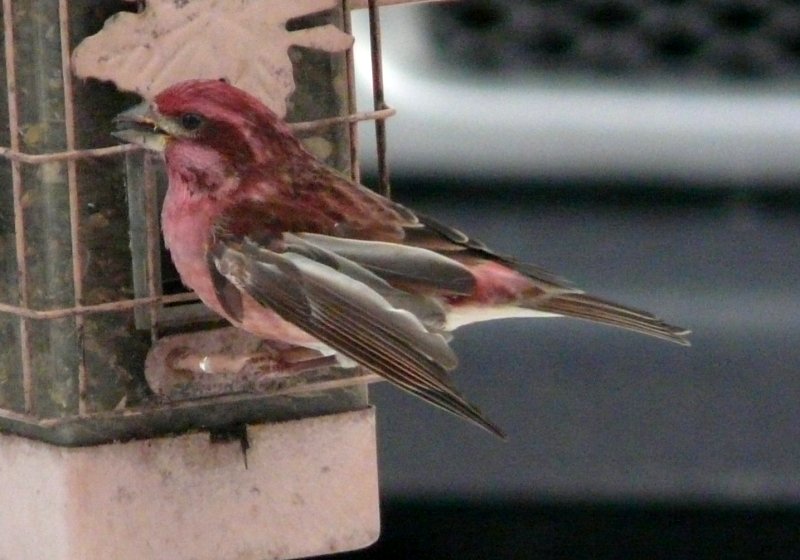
[180,112,204,131]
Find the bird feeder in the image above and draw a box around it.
[0,1,427,558]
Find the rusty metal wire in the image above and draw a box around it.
[0,39,393,322]
[342,0,362,184]
[0,109,393,326]
[0,4,393,424]
[368,0,391,198]
[3,0,33,412]
[0,110,394,165]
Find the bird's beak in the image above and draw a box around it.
[112,101,169,152]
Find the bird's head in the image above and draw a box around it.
[114,79,305,178]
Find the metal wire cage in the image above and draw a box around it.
[0,0,391,446]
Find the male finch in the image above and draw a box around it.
[115,79,689,438]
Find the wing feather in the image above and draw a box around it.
[211,237,505,438]
[282,233,449,330]
[296,232,476,295]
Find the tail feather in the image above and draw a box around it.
[530,292,691,346]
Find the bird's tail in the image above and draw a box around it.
[526,292,691,346]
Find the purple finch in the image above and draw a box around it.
[115,79,689,438]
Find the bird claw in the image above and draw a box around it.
[237,348,339,391]
[148,330,339,399]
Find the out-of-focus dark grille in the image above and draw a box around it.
[427,0,800,79]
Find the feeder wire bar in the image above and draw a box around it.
[368,0,390,198]
[143,153,163,343]
[0,3,396,421]
[59,0,90,415]
[0,110,394,163]
[342,0,361,184]
[3,0,34,414]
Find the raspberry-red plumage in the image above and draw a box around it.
[116,79,690,437]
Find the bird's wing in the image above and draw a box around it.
[246,164,572,291]
[208,224,505,438]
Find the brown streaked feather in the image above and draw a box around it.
[530,292,691,345]
[295,232,476,296]
[211,237,505,438]
[218,165,690,348]
[404,213,574,289]
[397,214,689,343]
[235,237,459,370]
[207,249,244,321]
[282,233,450,331]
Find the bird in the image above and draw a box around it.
[114,79,690,438]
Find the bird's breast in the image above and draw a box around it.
[160,189,318,346]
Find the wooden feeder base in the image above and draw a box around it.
[0,408,379,560]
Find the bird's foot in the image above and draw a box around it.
[237,346,339,391]
[145,328,343,399]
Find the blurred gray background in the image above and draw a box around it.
[339,3,800,557]
[350,2,800,503]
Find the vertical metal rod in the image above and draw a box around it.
[3,0,34,413]
[367,0,390,198]
[58,0,88,415]
[143,154,161,343]
[342,0,361,184]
